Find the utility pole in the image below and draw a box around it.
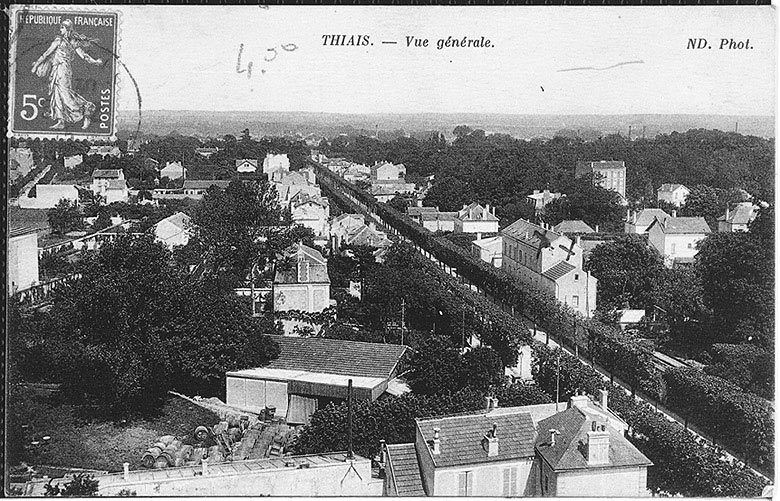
[556,351,561,412]
[250,262,258,317]
[461,308,466,349]
[400,297,406,346]
[347,379,354,460]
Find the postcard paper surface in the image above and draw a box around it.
[5,5,775,499]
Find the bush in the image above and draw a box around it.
[44,474,99,497]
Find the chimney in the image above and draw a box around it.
[379,439,387,468]
[569,393,590,410]
[492,206,496,216]
[575,235,581,245]
[548,429,560,447]
[485,423,499,457]
[725,207,730,220]
[671,210,677,218]
[485,395,494,410]
[632,210,637,224]
[586,422,610,465]
[484,204,490,217]
[598,389,608,410]
[432,428,441,455]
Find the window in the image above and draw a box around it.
[687,242,693,249]
[572,295,580,307]
[458,471,473,496]
[503,467,518,496]
[544,475,549,494]
[670,243,676,255]
[574,274,579,281]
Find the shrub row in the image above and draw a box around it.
[312,160,773,475]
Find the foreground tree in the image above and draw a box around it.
[47,198,84,234]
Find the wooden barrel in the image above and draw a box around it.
[153,442,167,450]
[141,446,162,469]
[159,435,175,446]
[194,426,210,443]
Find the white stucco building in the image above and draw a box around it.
[647,216,711,267]
[656,183,690,207]
[153,212,192,249]
[8,226,40,294]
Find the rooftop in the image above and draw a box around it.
[183,180,231,190]
[657,183,689,193]
[718,204,756,225]
[630,208,671,227]
[156,212,190,231]
[92,169,122,179]
[236,159,259,167]
[238,336,408,380]
[9,225,40,239]
[542,261,576,281]
[577,160,626,171]
[385,443,425,496]
[649,216,711,234]
[535,407,652,472]
[417,411,536,468]
[553,220,594,234]
[502,219,563,250]
[457,203,499,222]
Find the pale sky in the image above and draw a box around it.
[102,6,777,115]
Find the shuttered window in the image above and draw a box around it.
[458,471,473,496]
[503,467,518,496]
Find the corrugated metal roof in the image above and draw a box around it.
[386,443,425,496]
[261,336,407,379]
[535,407,652,472]
[542,261,576,281]
[417,411,536,467]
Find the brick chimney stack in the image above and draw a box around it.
[432,428,441,455]
[586,421,610,465]
[486,423,499,457]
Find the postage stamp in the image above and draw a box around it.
[8,6,120,140]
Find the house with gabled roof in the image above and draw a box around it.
[656,183,690,207]
[472,235,503,268]
[501,219,597,317]
[554,220,595,235]
[647,216,711,267]
[330,213,392,250]
[291,192,330,241]
[160,161,187,180]
[273,243,330,314]
[455,203,500,237]
[153,212,191,249]
[625,208,672,234]
[226,336,408,424]
[274,183,322,210]
[383,392,651,497]
[235,158,258,173]
[717,202,757,232]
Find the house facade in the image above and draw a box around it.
[19,184,80,209]
[575,161,626,199]
[656,183,690,207]
[291,194,330,241]
[369,162,415,202]
[330,213,392,250]
[160,161,187,180]
[455,203,500,237]
[625,208,671,234]
[273,243,330,314]
[92,168,125,194]
[182,180,231,196]
[501,219,597,317]
[235,158,258,173]
[8,226,40,294]
[647,216,711,267]
[525,190,562,213]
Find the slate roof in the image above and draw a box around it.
[9,226,40,238]
[107,179,127,190]
[554,220,594,234]
[92,169,122,179]
[632,208,671,227]
[457,203,499,222]
[264,336,407,379]
[657,183,688,193]
[183,180,231,190]
[417,411,536,467]
[649,216,711,234]
[502,219,562,250]
[408,206,439,217]
[535,407,652,472]
[235,159,259,168]
[420,212,457,222]
[385,443,425,496]
[718,204,756,225]
[542,261,576,281]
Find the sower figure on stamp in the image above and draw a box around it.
[31,19,104,130]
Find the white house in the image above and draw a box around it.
[291,193,330,241]
[273,243,331,314]
[471,235,503,268]
[624,208,671,234]
[275,183,322,209]
[160,161,187,180]
[8,226,40,294]
[717,203,757,232]
[501,219,597,317]
[64,154,83,170]
[455,203,500,237]
[575,160,626,199]
[369,162,415,202]
[263,153,290,176]
[330,214,392,250]
[153,212,191,248]
[526,190,562,213]
[656,183,690,207]
[647,216,711,267]
[236,158,258,173]
[384,392,651,497]
[91,168,124,194]
[103,179,129,204]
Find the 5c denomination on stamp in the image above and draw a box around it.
[9,7,120,140]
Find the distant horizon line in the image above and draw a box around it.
[123,110,774,118]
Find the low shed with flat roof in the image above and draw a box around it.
[226,336,407,425]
